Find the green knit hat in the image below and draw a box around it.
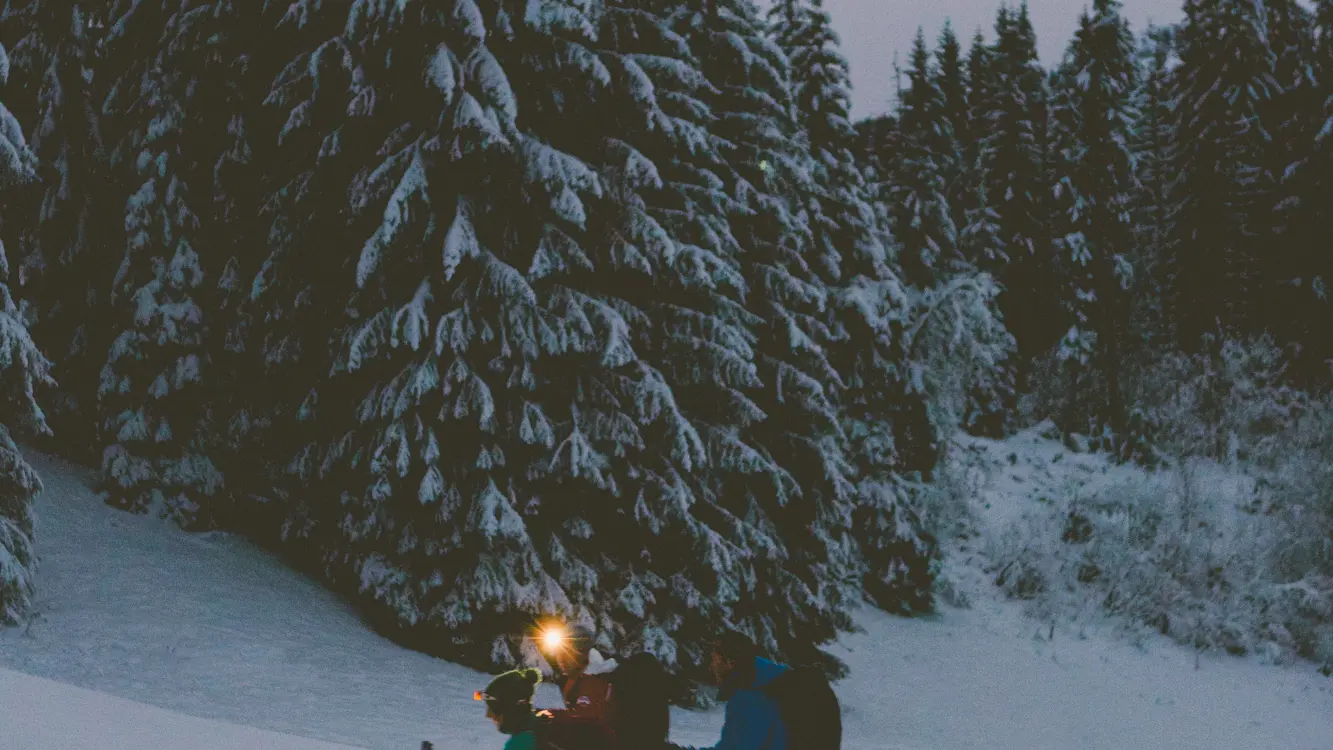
[476,668,541,708]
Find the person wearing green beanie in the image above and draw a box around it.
[476,668,542,750]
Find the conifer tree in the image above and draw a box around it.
[677,0,865,667]
[498,0,825,674]
[172,0,285,527]
[95,0,225,526]
[966,27,990,132]
[959,27,1004,274]
[773,0,943,616]
[261,0,608,667]
[245,0,370,529]
[892,27,959,288]
[572,0,791,675]
[1167,0,1276,347]
[252,0,817,677]
[1262,0,1325,375]
[1129,23,1174,338]
[1296,0,1333,373]
[1,2,115,460]
[1047,0,1137,442]
[934,20,969,232]
[0,38,53,625]
[989,3,1061,376]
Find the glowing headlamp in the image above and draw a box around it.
[539,623,568,653]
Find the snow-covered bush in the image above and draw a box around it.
[913,445,984,609]
[904,273,1015,443]
[1121,334,1307,466]
[1022,334,1308,466]
[1018,350,1117,450]
[986,454,1333,670]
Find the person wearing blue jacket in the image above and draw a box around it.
[678,631,790,750]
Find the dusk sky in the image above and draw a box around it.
[777,0,1187,118]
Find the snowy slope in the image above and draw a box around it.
[1,445,1332,749]
[0,667,359,750]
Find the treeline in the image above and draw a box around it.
[0,0,1006,687]
[860,0,1333,458]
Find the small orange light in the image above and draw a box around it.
[473,691,485,701]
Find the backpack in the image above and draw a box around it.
[761,665,842,750]
[535,712,614,750]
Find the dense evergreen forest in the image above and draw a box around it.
[0,0,1328,691]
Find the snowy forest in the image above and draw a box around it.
[0,0,1332,697]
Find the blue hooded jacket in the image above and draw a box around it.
[693,657,789,750]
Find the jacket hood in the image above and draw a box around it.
[720,656,787,699]
[583,648,618,676]
[750,657,787,689]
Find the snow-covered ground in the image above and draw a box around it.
[2,440,1332,749]
[0,667,359,749]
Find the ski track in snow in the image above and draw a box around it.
[1,442,1332,749]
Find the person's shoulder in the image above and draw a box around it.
[503,731,538,750]
[751,657,790,688]
[726,684,777,713]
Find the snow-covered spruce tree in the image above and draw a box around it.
[1261,0,1325,379]
[255,0,761,675]
[934,20,970,233]
[1127,23,1174,353]
[965,26,990,133]
[94,0,224,527]
[958,26,1006,275]
[771,1,942,615]
[246,1,373,537]
[1046,0,1137,444]
[0,39,53,625]
[891,27,961,288]
[160,1,286,530]
[982,2,1062,383]
[673,0,870,668]
[489,0,795,677]
[2,1,119,461]
[558,0,830,678]
[1294,0,1333,377]
[1166,0,1276,348]
[261,0,580,667]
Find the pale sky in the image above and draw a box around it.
[768,0,1186,118]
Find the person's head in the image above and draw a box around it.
[609,652,670,746]
[708,630,759,687]
[477,669,541,734]
[554,624,596,674]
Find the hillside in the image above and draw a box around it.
[2,440,1331,749]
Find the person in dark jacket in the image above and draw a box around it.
[608,652,672,749]
[534,624,618,749]
[677,631,789,750]
[545,624,617,720]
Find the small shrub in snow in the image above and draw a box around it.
[986,456,1333,669]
